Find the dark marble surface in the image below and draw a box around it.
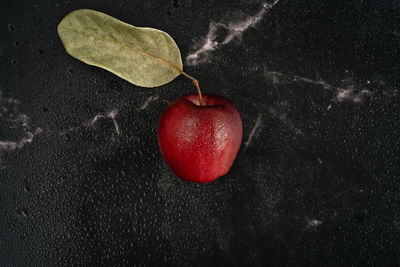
[1,0,400,266]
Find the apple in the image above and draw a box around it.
[158,94,242,183]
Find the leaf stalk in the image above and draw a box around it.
[181,71,203,106]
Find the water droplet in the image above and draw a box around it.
[107,80,121,91]
[23,185,30,193]
[17,209,29,217]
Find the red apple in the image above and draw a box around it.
[157,94,242,183]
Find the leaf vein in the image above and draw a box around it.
[64,28,183,74]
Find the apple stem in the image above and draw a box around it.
[181,71,203,106]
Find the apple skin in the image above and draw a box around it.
[157,94,243,183]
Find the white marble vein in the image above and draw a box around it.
[136,95,159,110]
[59,94,164,138]
[268,106,303,135]
[0,128,42,151]
[0,90,42,168]
[59,109,121,137]
[186,0,280,66]
[89,109,121,135]
[263,67,397,104]
[245,113,262,150]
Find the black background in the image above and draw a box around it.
[1,0,400,266]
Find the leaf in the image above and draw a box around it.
[58,9,183,88]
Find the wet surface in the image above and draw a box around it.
[1,0,399,266]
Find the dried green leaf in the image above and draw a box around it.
[58,9,183,87]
